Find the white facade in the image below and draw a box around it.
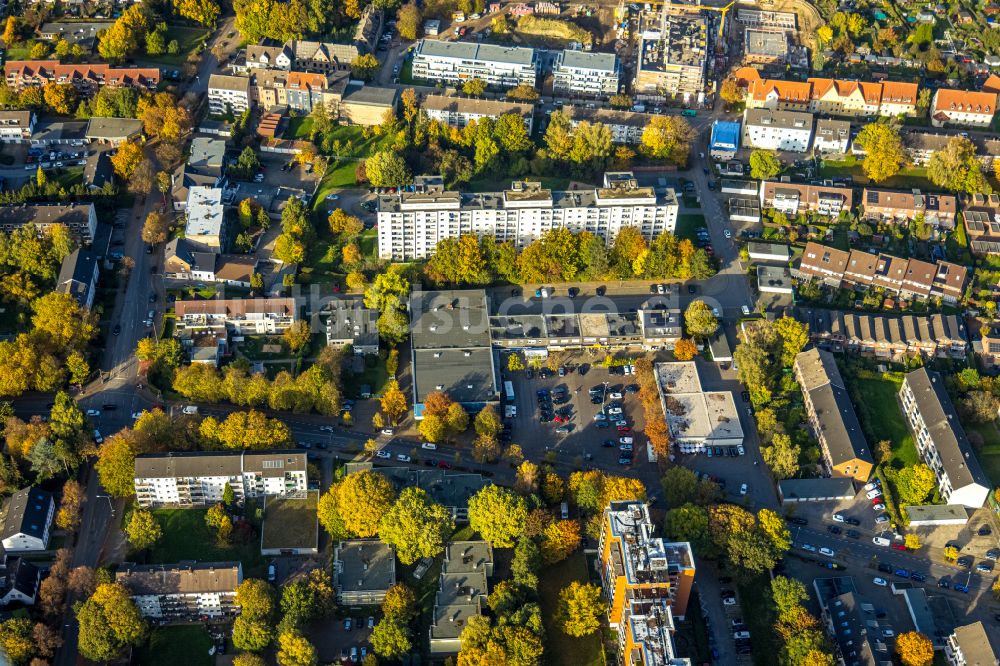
[931,89,997,128]
[207,75,251,115]
[377,173,678,261]
[411,40,537,89]
[742,109,813,152]
[422,95,534,133]
[117,563,242,621]
[813,120,850,153]
[552,50,621,98]
[184,187,225,251]
[0,489,54,553]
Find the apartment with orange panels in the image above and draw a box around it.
[599,501,695,666]
[741,68,918,117]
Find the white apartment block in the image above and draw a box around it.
[411,40,537,89]
[945,622,997,666]
[377,172,678,261]
[742,108,814,152]
[117,562,242,621]
[552,50,621,98]
[900,369,991,508]
[422,95,534,133]
[134,451,308,508]
[185,186,225,251]
[0,111,34,142]
[0,488,54,553]
[207,74,251,115]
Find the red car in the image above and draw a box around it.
[870,497,884,504]
[437,460,452,470]
[554,415,568,424]
[617,425,631,432]
[891,543,906,551]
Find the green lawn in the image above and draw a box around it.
[737,575,779,666]
[849,375,919,468]
[539,552,605,666]
[818,159,935,191]
[137,25,210,67]
[135,625,214,666]
[358,228,378,260]
[149,508,266,577]
[676,214,707,242]
[287,115,315,140]
[343,351,389,398]
[398,59,414,84]
[978,451,1000,487]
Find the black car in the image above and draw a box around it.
[789,517,808,526]
[845,517,861,526]
[987,548,1000,561]
[625,384,639,393]
[112,324,121,336]
[149,293,157,302]
[957,556,973,568]
[596,286,606,296]
[846,529,860,539]
[602,440,616,448]
[827,525,842,535]
[101,404,117,411]
[687,284,697,294]
[910,571,926,582]
[938,579,951,589]
[980,526,993,536]
[568,287,579,298]
[877,562,893,574]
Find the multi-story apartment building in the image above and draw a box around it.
[796,241,968,303]
[411,40,538,89]
[743,69,918,117]
[173,298,297,336]
[598,501,695,638]
[185,186,225,251]
[634,10,707,99]
[0,110,34,143]
[116,562,242,621]
[133,451,308,508]
[564,106,655,145]
[0,487,55,553]
[794,348,874,481]
[0,202,98,242]
[944,622,998,666]
[812,118,850,153]
[900,368,991,508]
[377,172,679,261]
[818,591,891,665]
[4,60,160,95]
[861,187,957,229]
[207,74,251,115]
[251,69,338,114]
[422,95,534,133]
[654,362,742,454]
[741,108,814,152]
[931,88,998,127]
[744,29,787,65]
[333,540,397,605]
[759,182,852,217]
[794,308,968,359]
[242,39,358,74]
[429,541,494,655]
[552,50,621,97]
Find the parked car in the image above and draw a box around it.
[873,577,887,587]
[819,547,834,557]
[396,454,411,462]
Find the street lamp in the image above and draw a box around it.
[95,494,115,517]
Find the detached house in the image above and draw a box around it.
[0,488,54,553]
[931,88,998,127]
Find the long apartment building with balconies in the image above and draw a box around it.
[552,49,621,98]
[377,172,678,261]
[133,451,308,508]
[116,562,242,622]
[900,368,991,508]
[599,501,694,666]
[173,297,297,336]
[410,40,538,89]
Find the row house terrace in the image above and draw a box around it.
[794,307,968,359]
[861,188,957,230]
[4,60,160,95]
[743,68,918,116]
[173,298,297,336]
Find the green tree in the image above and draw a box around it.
[556,582,603,637]
[276,628,317,666]
[222,482,235,506]
[507,83,540,102]
[463,77,488,96]
[895,464,936,505]
[762,433,801,480]
[468,484,528,547]
[379,487,454,564]
[335,470,396,537]
[664,503,710,547]
[928,136,992,194]
[473,404,503,437]
[125,509,162,550]
[232,617,274,652]
[684,301,719,338]
[749,150,782,180]
[75,583,146,662]
[855,122,905,182]
[773,315,810,367]
[364,150,411,187]
[350,53,380,81]
[371,618,412,658]
[639,115,694,164]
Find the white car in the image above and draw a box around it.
[800,544,817,552]
[319,425,335,432]
[396,453,411,462]
[181,405,199,415]
[609,392,623,400]
[872,536,891,546]
[736,445,745,456]
[86,409,101,417]
[881,629,895,638]
[819,547,834,557]
[131,411,144,420]
[93,429,103,444]
[722,597,737,606]
[873,577,888,587]
[375,450,391,459]
[733,631,750,640]
[620,437,633,445]
[864,480,880,491]
[865,489,882,499]
[381,428,394,436]
[872,503,886,512]
[723,229,732,239]
[875,514,890,524]
[832,513,845,523]
[739,483,748,495]
[421,442,438,450]
[607,407,623,415]
[326,193,340,200]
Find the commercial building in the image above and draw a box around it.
[813,118,850,153]
[411,40,538,89]
[0,202,97,242]
[116,562,242,621]
[794,307,968,359]
[333,540,397,605]
[133,450,308,508]
[931,88,998,127]
[747,241,790,263]
[338,83,399,126]
[324,297,379,355]
[4,60,160,95]
[945,622,998,666]
[741,108,814,152]
[598,500,694,666]
[906,505,970,526]
[760,182,852,217]
[794,348,874,481]
[57,248,99,309]
[429,541,494,655]
[654,362,743,453]
[0,110,34,143]
[173,298,297,336]
[261,492,318,556]
[552,50,621,97]
[409,289,497,417]
[423,95,534,133]
[900,368,991,508]
[736,8,797,30]
[709,120,740,160]
[564,106,655,145]
[0,487,54,553]
[744,29,788,65]
[776,478,856,503]
[207,74,252,115]
[490,309,679,352]
[634,12,708,99]
[376,172,678,261]
[861,188,957,229]
[757,265,793,293]
[184,187,226,251]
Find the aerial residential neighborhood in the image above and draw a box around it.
[3,0,1000,664]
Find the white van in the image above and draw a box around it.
[182,405,199,415]
[872,536,891,547]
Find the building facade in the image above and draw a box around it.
[945,622,998,666]
[861,188,957,229]
[411,40,538,89]
[207,74,252,115]
[900,368,991,508]
[794,307,968,359]
[0,488,54,553]
[760,182,852,217]
[173,298,297,336]
[931,89,998,127]
[0,111,34,142]
[4,60,160,95]
[185,186,225,251]
[564,106,654,145]
[116,562,242,621]
[813,118,850,153]
[0,202,98,242]
[741,108,814,152]
[422,95,534,133]
[634,13,708,100]
[133,451,308,508]
[552,50,621,97]
[743,69,918,117]
[377,173,678,261]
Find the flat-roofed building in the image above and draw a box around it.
[747,241,790,263]
[84,117,143,145]
[423,95,534,133]
[333,540,397,605]
[185,187,225,251]
[377,172,678,261]
[742,108,813,152]
[710,120,741,160]
[324,297,379,355]
[634,11,707,100]
[757,265,793,293]
[339,83,399,126]
[117,562,242,621]
[552,50,621,97]
[429,541,494,655]
[564,106,656,145]
[133,451,308,508]
[346,463,488,521]
[794,348,873,481]
[777,478,856,503]
[411,40,537,89]
[744,29,787,64]
[901,368,991,508]
[654,362,742,453]
[945,622,998,666]
[737,8,796,29]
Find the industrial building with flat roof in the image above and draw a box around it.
[654,362,742,453]
[411,39,538,89]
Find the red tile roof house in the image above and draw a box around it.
[930,88,998,128]
[861,188,957,230]
[4,60,160,96]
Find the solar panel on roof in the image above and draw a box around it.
[866,191,879,204]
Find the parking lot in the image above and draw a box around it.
[311,613,374,664]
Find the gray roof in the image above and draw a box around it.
[325,298,378,348]
[2,487,53,542]
[30,120,87,143]
[444,541,493,573]
[134,450,306,479]
[334,539,396,593]
[0,203,93,230]
[208,73,250,93]
[83,151,112,188]
[415,39,535,66]
[346,464,488,509]
[188,137,226,176]
[57,248,98,306]
[744,107,814,130]
[84,117,143,141]
[903,368,990,493]
[116,562,242,595]
[556,49,618,72]
[825,591,884,666]
[413,348,496,404]
[745,29,787,56]
[747,241,791,259]
[423,94,533,117]
[906,504,969,522]
[777,477,855,500]
[410,290,492,349]
[564,105,654,128]
[4,557,39,598]
[950,622,998,666]
[341,83,398,107]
